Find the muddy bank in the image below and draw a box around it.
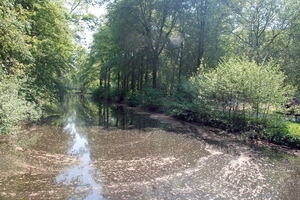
[120,104,300,157]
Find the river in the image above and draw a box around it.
[0,95,299,199]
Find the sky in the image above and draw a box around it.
[84,4,107,47]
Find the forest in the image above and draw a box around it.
[1,0,300,147]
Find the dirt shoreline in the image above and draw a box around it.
[119,103,300,157]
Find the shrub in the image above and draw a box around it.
[284,122,300,147]
[139,86,165,112]
[195,58,294,115]
[92,87,126,102]
[165,80,210,122]
[125,90,141,107]
[108,88,126,102]
[260,116,300,146]
[190,57,296,128]
[0,72,41,135]
[91,87,106,100]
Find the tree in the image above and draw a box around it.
[25,0,75,101]
[0,0,32,74]
[274,0,300,88]
[65,0,101,46]
[105,0,181,88]
[87,0,300,103]
[193,57,296,120]
[228,0,293,65]
[88,0,231,94]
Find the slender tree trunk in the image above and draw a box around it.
[139,68,143,91]
[145,65,148,85]
[108,67,111,91]
[117,72,120,90]
[126,74,129,90]
[152,55,159,88]
[196,0,206,69]
[131,64,135,91]
[178,41,184,82]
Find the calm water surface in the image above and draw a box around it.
[0,95,299,199]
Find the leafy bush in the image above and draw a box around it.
[260,117,300,146]
[283,122,300,147]
[124,86,165,112]
[178,57,300,146]
[165,80,210,122]
[139,86,165,112]
[107,88,126,102]
[125,90,141,107]
[92,87,126,102]
[190,57,296,127]
[192,57,295,120]
[0,72,41,135]
[91,87,106,100]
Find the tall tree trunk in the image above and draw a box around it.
[145,65,148,86]
[139,68,143,91]
[178,41,184,82]
[131,66,135,91]
[152,55,159,88]
[196,0,206,69]
[117,72,120,90]
[108,67,111,91]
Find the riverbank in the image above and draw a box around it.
[119,103,300,157]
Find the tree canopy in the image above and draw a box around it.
[86,0,300,95]
[0,0,81,134]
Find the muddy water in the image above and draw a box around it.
[0,95,300,200]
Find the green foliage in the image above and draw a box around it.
[108,88,126,102]
[125,90,141,107]
[91,87,126,102]
[91,87,106,100]
[287,122,300,137]
[185,57,300,145]
[28,0,75,101]
[0,0,32,74]
[260,117,300,147]
[1,0,75,105]
[285,122,300,147]
[124,86,165,112]
[262,116,288,141]
[165,80,210,122]
[193,58,296,119]
[0,71,41,135]
[139,86,165,112]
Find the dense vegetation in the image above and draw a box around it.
[1,0,300,147]
[84,0,300,147]
[0,0,98,134]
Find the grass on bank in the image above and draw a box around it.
[287,121,300,138]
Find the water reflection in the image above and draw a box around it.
[56,111,104,200]
[4,94,297,200]
[75,95,162,130]
[53,96,300,200]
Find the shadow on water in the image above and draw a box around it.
[1,94,300,200]
[58,94,163,129]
